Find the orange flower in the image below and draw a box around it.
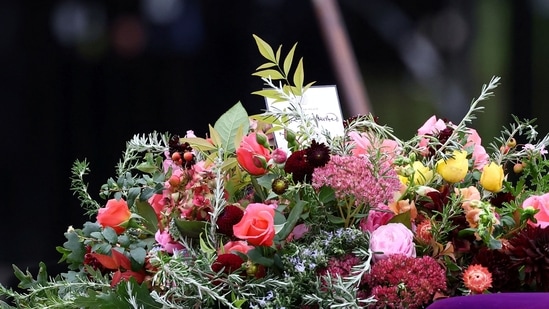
[463,264,492,294]
[455,186,481,212]
[416,219,433,243]
[96,198,132,234]
[388,199,417,221]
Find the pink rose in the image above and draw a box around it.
[466,129,489,170]
[522,193,549,228]
[220,240,254,255]
[348,131,400,160]
[97,198,132,234]
[417,116,447,154]
[236,133,271,176]
[360,204,394,233]
[369,223,416,262]
[417,115,447,136]
[233,203,275,246]
[155,230,184,254]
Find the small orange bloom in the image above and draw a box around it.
[388,199,417,221]
[463,264,492,294]
[416,219,433,243]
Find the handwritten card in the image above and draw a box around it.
[265,85,345,150]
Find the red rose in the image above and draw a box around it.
[96,198,131,234]
[236,133,271,176]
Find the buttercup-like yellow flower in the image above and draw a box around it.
[436,150,469,183]
[411,161,434,185]
[479,162,504,192]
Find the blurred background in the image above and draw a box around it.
[1,0,547,288]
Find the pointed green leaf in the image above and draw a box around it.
[388,211,412,230]
[252,69,285,80]
[283,43,297,76]
[136,199,159,234]
[275,45,282,63]
[174,219,211,239]
[251,89,284,100]
[256,62,277,70]
[293,57,305,94]
[180,137,217,152]
[276,198,306,241]
[214,102,250,154]
[209,124,222,149]
[253,34,276,62]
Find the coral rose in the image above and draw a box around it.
[369,223,416,262]
[96,198,131,234]
[236,133,271,176]
[233,203,275,246]
[220,240,254,255]
[522,193,549,228]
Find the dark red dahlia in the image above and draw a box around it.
[504,225,549,291]
[212,253,245,275]
[305,140,331,168]
[216,205,244,237]
[284,149,314,183]
[83,246,107,274]
[472,247,520,292]
[489,191,515,208]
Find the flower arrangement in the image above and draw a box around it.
[2,35,549,309]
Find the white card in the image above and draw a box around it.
[265,85,345,150]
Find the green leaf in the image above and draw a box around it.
[293,58,305,94]
[252,69,285,80]
[181,137,217,152]
[63,230,85,268]
[251,89,284,100]
[136,199,159,234]
[318,186,336,204]
[174,219,211,239]
[388,211,412,230]
[256,62,277,70]
[252,34,276,63]
[130,247,147,266]
[136,162,157,174]
[283,42,297,76]
[209,124,222,149]
[102,227,118,244]
[276,198,306,241]
[247,247,274,267]
[214,102,250,154]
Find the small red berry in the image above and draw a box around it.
[183,151,194,162]
[171,152,181,161]
[168,175,181,187]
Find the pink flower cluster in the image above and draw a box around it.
[311,155,401,207]
[360,255,447,309]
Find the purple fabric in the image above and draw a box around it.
[426,293,549,309]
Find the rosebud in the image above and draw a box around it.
[284,129,296,144]
[271,148,288,165]
[252,155,268,169]
[479,162,504,193]
[255,132,270,149]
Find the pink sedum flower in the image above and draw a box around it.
[369,223,416,262]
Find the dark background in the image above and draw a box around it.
[1,0,546,288]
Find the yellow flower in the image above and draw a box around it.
[479,162,504,192]
[436,150,469,183]
[411,161,434,185]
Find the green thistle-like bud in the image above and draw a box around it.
[272,177,289,195]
